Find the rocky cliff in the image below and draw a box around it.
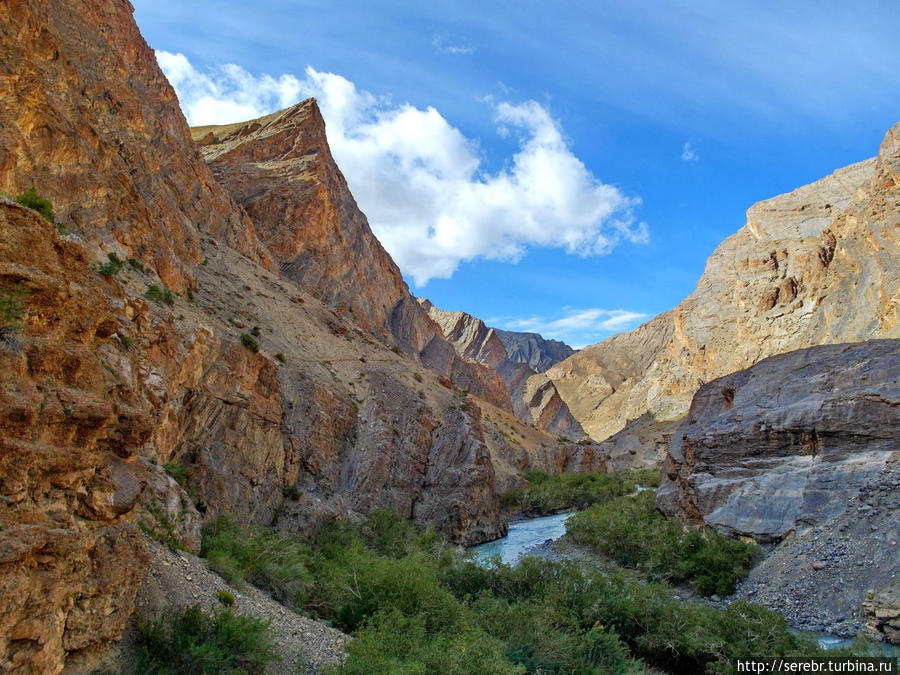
[190,103,512,412]
[494,329,575,372]
[0,0,272,293]
[655,340,899,639]
[0,2,583,670]
[419,300,587,440]
[656,339,898,540]
[549,130,900,447]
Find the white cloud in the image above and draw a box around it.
[681,141,698,162]
[499,308,649,348]
[432,36,475,56]
[157,51,647,285]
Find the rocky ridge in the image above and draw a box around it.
[549,129,900,447]
[191,103,511,412]
[419,300,587,440]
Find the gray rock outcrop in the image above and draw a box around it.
[657,340,899,542]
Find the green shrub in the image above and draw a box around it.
[118,335,134,350]
[163,460,187,487]
[342,608,521,675]
[217,590,236,607]
[135,605,276,674]
[565,491,760,596]
[413,372,423,383]
[14,187,54,222]
[128,257,147,273]
[145,284,175,305]
[500,468,658,516]
[0,282,28,329]
[275,352,286,363]
[250,325,261,337]
[202,516,316,610]
[95,253,124,277]
[282,484,300,500]
[240,333,260,352]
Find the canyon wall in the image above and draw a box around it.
[550,130,899,448]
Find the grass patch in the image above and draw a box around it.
[145,284,176,306]
[14,187,54,222]
[135,605,277,674]
[499,468,659,516]
[0,282,28,329]
[565,490,760,596]
[128,257,147,273]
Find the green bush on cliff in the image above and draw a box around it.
[135,605,277,674]
[565,490,760,596]
[14,187,54,223]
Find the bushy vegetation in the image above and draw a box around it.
[0,282,28,330]
[95,252,125,277]
[14,187,54,222]
[163,460,187,487]
[240,332,260,352]
[135,605,277,674]
[500,468,659,516]
[566,490,760,596]
[145,284,176,305]
[200,507,825,674]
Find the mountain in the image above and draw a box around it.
[418,300,587,440]
[0,2,607,670]
[493,329,575,372]
[549,126,900,450]
[190,102,511,412]
[0,0,272,293]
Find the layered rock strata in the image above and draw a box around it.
[550,127,900,446]
[191,103,512,412]
[0,0,272,292]
[656,340,899,541]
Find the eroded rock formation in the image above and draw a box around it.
[0,0,272,292]
[550,130,900,447]
[419,300,587,440]
[656,340,899,541]
[190,103,512,412]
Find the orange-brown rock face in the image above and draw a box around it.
[0,0,272,292]
[550,124,900,450]
[191,103,513,412]
[0,203,150,673]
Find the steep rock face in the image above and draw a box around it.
[0,0,272,292]
[550,127,900,446]
[191,103,512,412]
[421,301,587,440]
[0,203,150,673]
[494,329,575,372]
[656,340,899,542]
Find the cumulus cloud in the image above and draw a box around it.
[681,141,698,162]
[499,308,649,348]
[157,51,648,285]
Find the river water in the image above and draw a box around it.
[470,512,899,656]
[470,511,572,565]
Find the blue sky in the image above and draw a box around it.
[132,0,900,348]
